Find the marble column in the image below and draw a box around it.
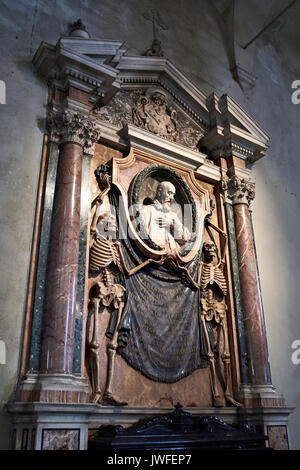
[41,141,83,374]
[38,111,100,392]
[226,175,272,386]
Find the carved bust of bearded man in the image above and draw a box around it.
[140,181,190,254]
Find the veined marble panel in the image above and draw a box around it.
[224,202,249,384]
[28,142,59,371]
[72,153,91,374]
[41,429,80,450]
[248,209,268,359]
[267,425,289,450]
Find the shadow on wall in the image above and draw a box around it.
[0,410,11,450]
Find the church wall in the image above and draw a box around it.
[0,0,299,449]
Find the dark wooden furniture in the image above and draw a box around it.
[88,403,269,451]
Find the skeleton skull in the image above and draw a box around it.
[203,241,217,262]
[96,212,117,238]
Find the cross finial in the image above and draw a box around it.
[142,9,168,57]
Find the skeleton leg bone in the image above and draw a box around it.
[88,298,101,404]
[220,315,243,407]
[201,314,224,407]
[102,301,128,406]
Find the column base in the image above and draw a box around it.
[239,384,286,407]
[18,373,89,404]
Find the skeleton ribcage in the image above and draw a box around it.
[201,264,228,296]
[89,238,121,272]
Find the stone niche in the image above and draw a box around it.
[6,26,293,451]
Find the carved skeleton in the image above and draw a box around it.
[88,205,128,405]
[88,266,126,405]
[89,226,122,273]
[200,233,242,408]
[87,169,166,405]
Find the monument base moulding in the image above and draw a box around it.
[6,402,293,450]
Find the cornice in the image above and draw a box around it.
[93,120,220,183]
[121,123,207,171]
[220,94,269,143]
[58,37,126,62]
[116,56,208,110]
[33,35,270,167]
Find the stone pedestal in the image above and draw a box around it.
[18,373,88,404]
[6,403,293,450]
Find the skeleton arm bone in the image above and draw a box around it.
[116,241,166,276]
[90,174,111,235]
[205,220,227,265]
[90,201,102,236]
[181,265,201,290]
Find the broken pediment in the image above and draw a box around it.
[33,33,269,162]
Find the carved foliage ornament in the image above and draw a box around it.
[47,110,100,153]
[94,89,204,150]
[223,175,255,205]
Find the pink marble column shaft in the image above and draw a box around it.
[233,202,272,385]
[41,141,82,374]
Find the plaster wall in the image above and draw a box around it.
[0,0,299,449]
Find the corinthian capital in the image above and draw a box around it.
[47,110,100,154]
[223,174,255,205]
